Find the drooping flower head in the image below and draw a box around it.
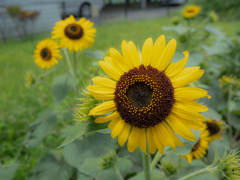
[181,124,210,163]
[205,118,224,142]
[51,15,96,52]
[34,38,62,69]
[183,5,201,19]
[87,35,210,154]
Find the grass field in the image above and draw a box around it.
[1,14,240,179]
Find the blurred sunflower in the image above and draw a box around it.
[205,118,224,142]
[87,35,210,154]
[183,5,201,19]
[52,15,96,52]
[181,125,210,163]
[34,38,62,69]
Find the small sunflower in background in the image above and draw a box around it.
[52,15,96,52]
[181,124,210,163]
[205,118,224,142]
[34,38,62,69]
[87,35,210,154]
[183,5,201,19]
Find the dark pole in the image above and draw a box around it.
[124,0,129,18]
[62,2,66,19]
[167,0,170,16]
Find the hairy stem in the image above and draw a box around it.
[143,149,151,180]
[151,151,161,170]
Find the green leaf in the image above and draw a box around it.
[226,113,240,129]
[27,154,73,180]
[128,168,165,180]
[77,172,93,180]
[78,158,116,180]
[207,135,231,164]
[22,108,58,148]
[0,162,19,180]
[84,50,105,59]
[202,107,222,120]
[204,25,225,39]
[185,51,204,67]
[52,73,78,109]
[63,133,118,168]
[229,101,236,112]
[115,158,133,178]
[59,121,109,148]
[162,24,188,35]
[202,39,230,57]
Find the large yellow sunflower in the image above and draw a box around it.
[87,35,210,154]
[51,15,96,52]
[34,38,62,69]
[205,118,224,142]
[181,125,210,163]
[183,5,201,19]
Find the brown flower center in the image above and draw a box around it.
[114,65,175,128]
[40,48,51,60]
[187,9,194,13]
[206,120,220,136]
[192,139,201,151]
[64,23,83,40]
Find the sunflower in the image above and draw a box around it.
[34,38,62,69]
[183,5,201,19]
[181,125,210,163]
[205,118,224,142]
[51,15,96,52]
[87,35,210,154]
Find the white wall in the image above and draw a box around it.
[0,0,62,39]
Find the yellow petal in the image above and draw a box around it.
[88,101,116,115]
[110,48,129,72]
[147,127,157,154]
[108,117,120,129]
[111,118,126,138]
[92,77,116,89]
[174,87,209,101]
[178,101,208,112]
[171,69,204,88]
[171,102,206,121]
[156,39,177,71]
[151,35,165,67]
[95,111,120,123]
[122,41,140,68]
[99,61,122,81]
[87,85,114,100]
[165,51,189,78]
[139,128,147,154]
[171,67,200,81]
[121,40,134,69]
[152,127,164,154]
[127,127,140,152]
[155,123,176,151]
[118,124,131,146]
[162,122,183,147]
[166,114,196,141]
[141,38,153,66]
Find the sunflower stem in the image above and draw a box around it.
[151,150,161,170]
[179,166,218,180]
[73,51,77,77]
[143,148,152,180]
[63,48,74,77]
[114,168,124,180]
[58,59,72,77]
[228,84,233,147]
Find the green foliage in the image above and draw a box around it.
[189,0,240,20]
[52,74,78,109]
[0,162,19,180]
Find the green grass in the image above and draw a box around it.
[1,14,240,179]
